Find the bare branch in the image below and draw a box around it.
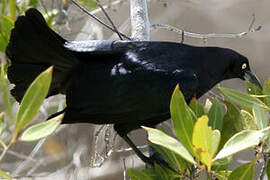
[130,0,150,40]
[151,16,261,42]
[96,0,123,40]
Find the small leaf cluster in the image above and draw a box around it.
[128,81,270,180]
[0,66,63,179]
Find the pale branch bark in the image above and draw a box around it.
[151,22,261,42]
[129,0,150,41]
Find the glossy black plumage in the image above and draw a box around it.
[6,8,261,166]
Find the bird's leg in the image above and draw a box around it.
[121,134,154,165]
[119,132,177,173]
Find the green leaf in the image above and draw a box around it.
[212,129,221,157]
[208,98,223,131]
[20,114,63,141]
[204,99,212,113]
[14,67,53,138]
[154,163,178,180]
[253,104,268,130]
[0,112,5,135]
[127,168,152,180]
[143,126,196,164]
[219,87,270,111]
[170,85,194,154]
[212,156,232,171]
[237,110,258,130]
[0,169,11,180]
[214,130,264,161]
[81,0,98,9]
[267,159,270,179]
[8,0,16,20]
[192,116,212,170]
[228,160,255,180]
[152,127,187,171]
[28,0,39,7]
[0,64,13,120]
[0,34,6,52]
[219,101,239,149]
[189,98,205,118]
[127,164,180,180]
[246,81,263,96]
[213,170,232,180]
[263,79,270,107]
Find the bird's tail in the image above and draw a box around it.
[6,8,78,102]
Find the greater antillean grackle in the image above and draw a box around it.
[6,8,262,168]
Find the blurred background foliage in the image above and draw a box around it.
[0,0,269,180]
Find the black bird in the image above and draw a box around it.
[6,9,261,165]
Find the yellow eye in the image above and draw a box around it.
[242,63,247,70]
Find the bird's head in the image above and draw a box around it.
[220,48,262,89]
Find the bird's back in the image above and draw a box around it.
[64,41,204,126]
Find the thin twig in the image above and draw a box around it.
[0,141,13,162]
[122,158,127,180]
[90,125,106,167]
[90,0,124,16]
[96,0,123,40]
[0,147,34,160]
[70,0,131,40]
[13,138,46,175]
[151,18,261,41]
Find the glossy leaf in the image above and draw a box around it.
[204,99,212,113]
[212,129,221,157]
[237,110,258,130]
[214,130,264,161]
[14,67,53,138]
[228,160,255,180]
[170,85,194,154]
[189,98,205,118]
[253,104,268,130]
[127,169,152,180]
[208,98,223,131]
[143,126,196,164]
[192,116,212,170]
[0,15,14,51]
[20,114,63,141]
[127,164,179,180]
[246,81,263,96]
[0,64,13,120]
[263,79,270,107]
[219,87,270,111]
[152,126,187,171]
[213,171,232,180]
[219,101,239,149]
[154,164,178,180]
[212,156,232,171]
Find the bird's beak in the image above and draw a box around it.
[244,70,262,89]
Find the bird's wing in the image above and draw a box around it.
[173,69,199,101]
[64,40,121,54]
